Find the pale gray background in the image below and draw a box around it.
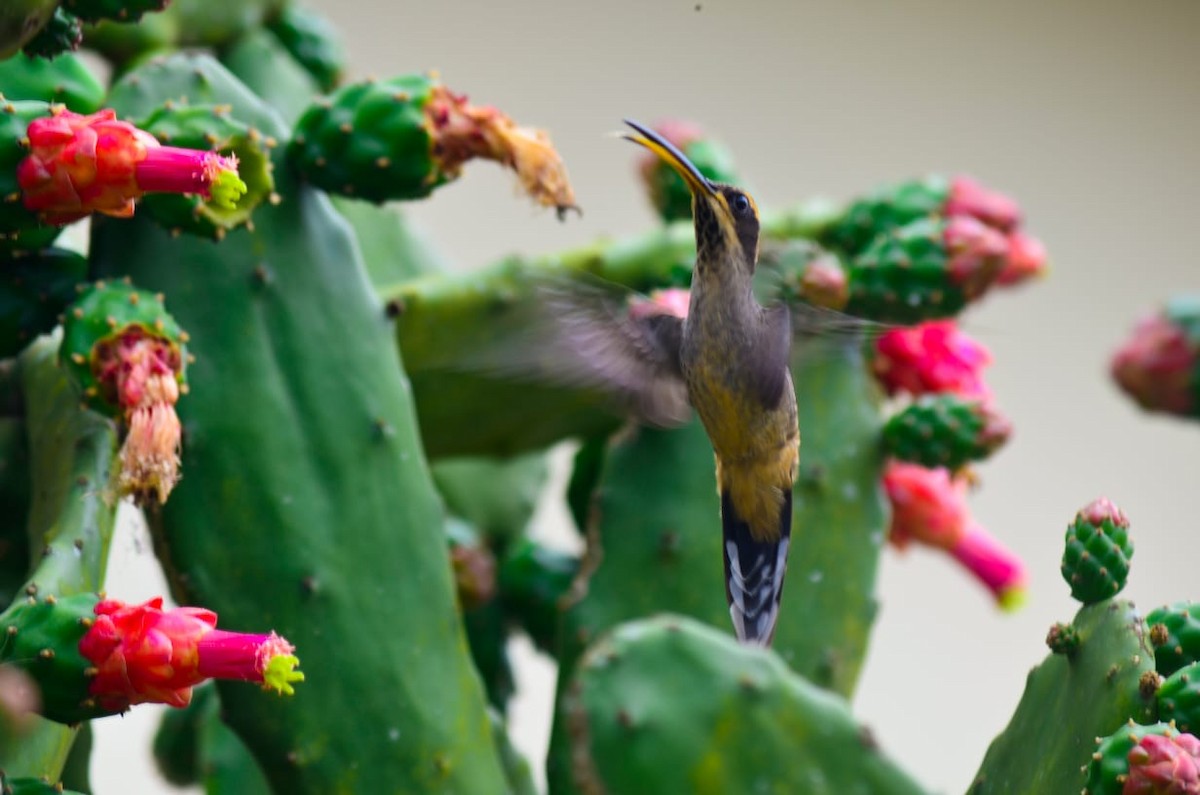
[89,1,1199,792]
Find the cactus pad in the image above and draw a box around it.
[1061,497,1133,605]
[0,248,88,358]
[565,615,928,795]
[264,4,345,93]
[970,601,1157,794]
[882,394,1011,470]
[20,8,82,59]
[60,0,167,24]
[0,53,103,112]
[0,100,60,255]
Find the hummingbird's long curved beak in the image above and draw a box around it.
[621,119,718,198]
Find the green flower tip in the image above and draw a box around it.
[262,653,305,697]
[206,155,248,210]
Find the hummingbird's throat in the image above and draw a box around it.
[693,195,754,275]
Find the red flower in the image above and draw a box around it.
[997,231,1049,287]
[78,597,302,712]
[942,215,1009,300]
[17,108,245,226]
[873,320,992,399]
[884,462,1027,609]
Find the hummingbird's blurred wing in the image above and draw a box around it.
[452,275,692,427]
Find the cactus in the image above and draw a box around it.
[0,0,59,59]
[263,4,345,93]
[0,248,87,360]
[0,100,64,255]
[564,615,928,794]
[0,773,85,795]
[1062,497,1133,605]
[969,601,1157,793]
[882,393,1011,470]
[0,55,103,114]
[1084,722,1184,795]
[86,52,509,794]
[1148,602,1200,677]
[61,0,168,24]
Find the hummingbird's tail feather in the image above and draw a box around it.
[721,488,792,647]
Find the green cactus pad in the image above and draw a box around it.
[819,175,950,257]
[0,100,61,256]
[97,53,509,795]
[847,217,983,323]
[1083,721,1179,795]
[0,53,103,112]
[0,592,107,724]
[60,0,167,24]
[1157,660,1200,733]
[59,280,187,416]
[566,615,928,795]
[432,452,549,548]
[0,774,85,795]
[882,394,1009,470]
[1061,500,1133,605]
[969,601,1158,794]
[136,103,275,239]
[152,683,271,794]
[289,74,446,202]
[488,708,538,795]
[20,9,82,60]
[264,4,346,93]
[0,411,31,613]
[220,27,322,128]
[1147,602,1200,677]
[498,539,579,656]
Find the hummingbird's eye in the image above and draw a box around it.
[732,193,751,215]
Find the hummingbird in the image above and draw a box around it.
[528,120,799,645]
[619,119,798,646]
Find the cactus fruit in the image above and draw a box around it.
[1047,621,1080,655]
[290,74,577,211]
[1084,722,1188,795]
[0,248,88,359]
[1111,296,1200,419]
[1124,732,1200,794]
[1148,603,1200,678]
[17,107,247,227]
[59,0,168,24]
[846,216,1008,323]
[60,280,187,504]
[1062,497,1133,605]
[498,539,579,656]
[19,9,83,60]
[0,53,104,113]
[970,601,1158,793]
[882,394,1011,470]
[821,174,1021,256]
[1158,662,1200,734]
[565,615,928,795]
[872,319,992,399]
[135,102,275,238]
[0,100,63,254]
[635,119,738,223]
[263,4,346,93]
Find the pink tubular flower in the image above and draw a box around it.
[17,108,246,226]
[78,597,302,712]
[873,320,992,399]
[884,462,1027,610]
[944,175,1022,233]
[1125,733,1200,794]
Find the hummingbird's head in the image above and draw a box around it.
[621,119,760,275]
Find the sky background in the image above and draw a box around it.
[80,1,1200,793]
